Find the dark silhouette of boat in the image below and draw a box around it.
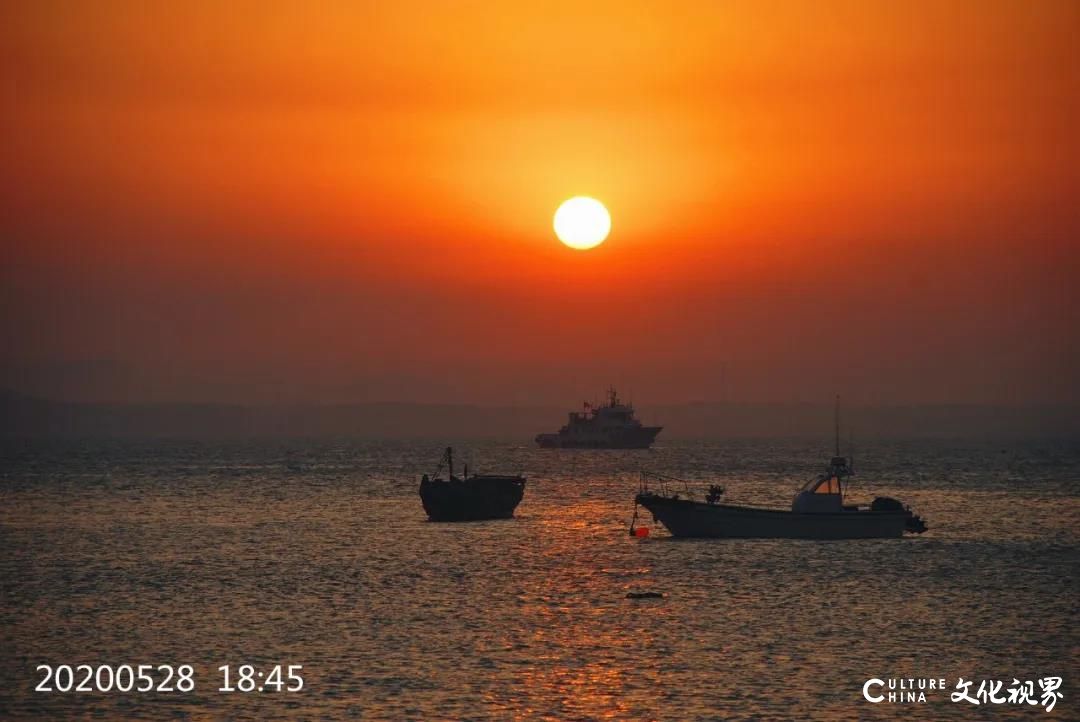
[419,447,525,522]
[535,387,662,449]
[632,398,928,539]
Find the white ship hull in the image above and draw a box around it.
[637,494,910,539]
[535,426,661,449]
[536,387,661,449]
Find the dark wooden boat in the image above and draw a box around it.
[419,447,525,522]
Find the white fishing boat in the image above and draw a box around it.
[632,398,928,539]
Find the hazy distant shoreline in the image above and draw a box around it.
[2,390,1077,439]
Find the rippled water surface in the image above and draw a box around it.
[2,437,1078,720]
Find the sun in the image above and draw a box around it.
[553,197,611,250]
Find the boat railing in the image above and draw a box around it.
[640,471,726,504]
[640,471,696,500]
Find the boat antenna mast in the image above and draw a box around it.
[835,394,841,458]
[850,428,855,475]
[429,446,453,480]
[833,395,856,495]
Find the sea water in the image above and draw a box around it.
[1,437,1077,720]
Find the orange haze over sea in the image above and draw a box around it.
[2,1,1077,405]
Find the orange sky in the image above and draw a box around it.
[2,1,1078,405]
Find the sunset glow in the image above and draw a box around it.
[1,1,1077,405]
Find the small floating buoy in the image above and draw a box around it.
[626,591,665,599]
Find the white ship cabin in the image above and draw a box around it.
[566,388,638,430]
[792,456,852,513]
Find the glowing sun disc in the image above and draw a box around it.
[554,197,611,250]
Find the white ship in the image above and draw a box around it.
[535,387,662,449]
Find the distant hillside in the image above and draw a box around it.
[2,390,1077,439]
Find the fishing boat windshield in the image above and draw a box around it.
[792,473,845,513]
[798,475,842,495]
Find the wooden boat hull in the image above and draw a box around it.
[636,493,909,539]
[420,476,525,522]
